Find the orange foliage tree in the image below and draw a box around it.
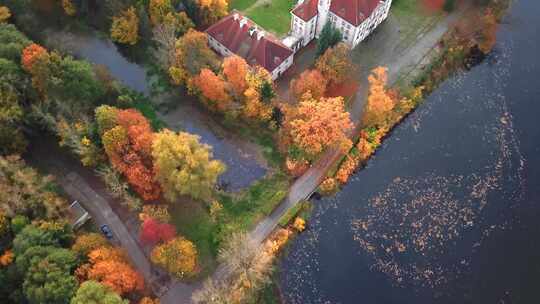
[21,43,48,72]
[285,92,353,157]
[192,68,232,111]
[290,69,328,100]
[362,67,395,128]
[76,246,144,296]
[101,108,161,201]
[222,55,249,97]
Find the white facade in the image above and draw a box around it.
[290,0,392,49]
[270,55,294,80]
[291,14,317,48]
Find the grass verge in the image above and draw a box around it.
[230,0,259,11]
[171,172,290,278]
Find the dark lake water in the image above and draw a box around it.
[279,1,540,303]
[45,32,267,191]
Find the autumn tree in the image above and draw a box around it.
[169,29,220,85]
[21,43,48,73]
[315,43,353,85]
[71,233,109,258]
[139,218,176,245]
[0,6,11,23]
[152,129,225,202]
[150,236,198,278]
[62,0,76,16]
[149,0,173,25]
[217,232,273,293]
[290,69,328,100]
[285,92,353,156]
[1,155,67,220]
[0,82,27,154]
[362,67,395,128]
[192,68,232,111]
[100,108,161,201]
[222,55,249,96]
[197,0,228,25]
[95,105,120,135]
[77,246,144,296]
[111,7,139,45]
[242,66,274,121]
[71,281,128,304]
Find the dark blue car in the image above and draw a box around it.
[100,224,114,239]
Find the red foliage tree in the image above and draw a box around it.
[139,218,177,245]
[102,109,161,201]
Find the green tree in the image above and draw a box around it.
[0,23,31,62]
[316,21,342,56]
[152,129,226,202]
[71,281,128,304]
[13,222,73,256]
[22,248,78,304]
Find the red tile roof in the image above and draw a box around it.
[206,12,294,73]
[291,0,319,22]
[330,0,381,26]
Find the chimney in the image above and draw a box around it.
[233,13,239,20]
[239,17,248,28]
[257,30,266,40]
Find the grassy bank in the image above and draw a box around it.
[171,172,290,277]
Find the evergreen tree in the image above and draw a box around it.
[316,21,342,56]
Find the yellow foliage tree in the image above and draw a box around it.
[139,204,171,223]
[242,87,272,122]
[111,7,139,45]
[151,236,198,278]
[152,129,226,202]
[62,0,76,16]
[149,0,173,25]
[72,233,109,257]
[197,0,228,25]
[362,66,395,127]
[0,6,11,23]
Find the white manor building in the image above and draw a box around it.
[206,0,392,79]
[290,0,393,50]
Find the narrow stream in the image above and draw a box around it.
[44,31,267,191]
[279,1,540,303]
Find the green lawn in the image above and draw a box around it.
[245,0,296,36]
[230,0,258,11]
[171,172,289,278]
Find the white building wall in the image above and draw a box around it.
[271,54,294,80]
[316,0,330,37]
[327,0,392,48]
[291,15,317,47]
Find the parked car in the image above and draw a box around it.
[100,224,114,239]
